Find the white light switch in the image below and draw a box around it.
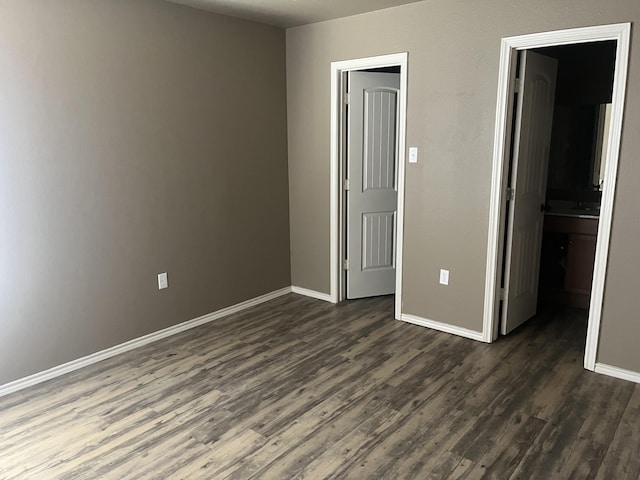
[409,147,418,164]
[158,272,169,290]
[439,269,449,286]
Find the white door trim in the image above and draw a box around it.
[330,52,408,319]
[483,23,631,371]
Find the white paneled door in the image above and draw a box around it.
[501,51,558,334]
[346,71,400,299]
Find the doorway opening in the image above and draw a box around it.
[330,53,408,320]
[500,41,617,336]
[484,24,631,373]
[533,42,615,312]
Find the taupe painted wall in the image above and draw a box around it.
[0,0,290,385]
[287,1,640,371]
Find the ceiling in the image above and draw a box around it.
[166,0,425,28]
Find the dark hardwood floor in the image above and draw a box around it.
[0,293,638,479]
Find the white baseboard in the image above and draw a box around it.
[594,363,640,384]
[291,286,334,303]
[400,313,486,342]
[0,287,292,398]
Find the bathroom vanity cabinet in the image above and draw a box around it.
[540,214,598,308]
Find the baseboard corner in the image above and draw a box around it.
[291,286,334,303]
[594,363,640,384]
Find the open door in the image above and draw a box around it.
[501,51,558,334]
[346,71,400,299]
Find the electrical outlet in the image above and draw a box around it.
[439,269,449,286]
[158,272,168,290]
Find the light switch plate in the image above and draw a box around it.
[409,147,418,164]
[439,269,449,285]
[158,272,169,290]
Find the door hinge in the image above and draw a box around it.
[514,78,523,93]
[343,259,350,270]
[344,179,350,191]
[344,93,351,105]
[500,288,505,300]
[506,187,515,201]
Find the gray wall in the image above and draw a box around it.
[0,0,290,385]
[286,0,640,371]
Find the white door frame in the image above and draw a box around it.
[330,52,408,319]
[483,23,631,371]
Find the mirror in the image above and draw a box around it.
[546,103,611,194]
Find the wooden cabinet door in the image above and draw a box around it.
[565,233,597,294]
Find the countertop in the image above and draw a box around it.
[545,210,599,220]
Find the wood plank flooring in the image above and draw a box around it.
[0,293,639,479]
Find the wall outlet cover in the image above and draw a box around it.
[439,269,449,285]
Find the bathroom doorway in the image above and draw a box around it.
[484,23,631,372]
